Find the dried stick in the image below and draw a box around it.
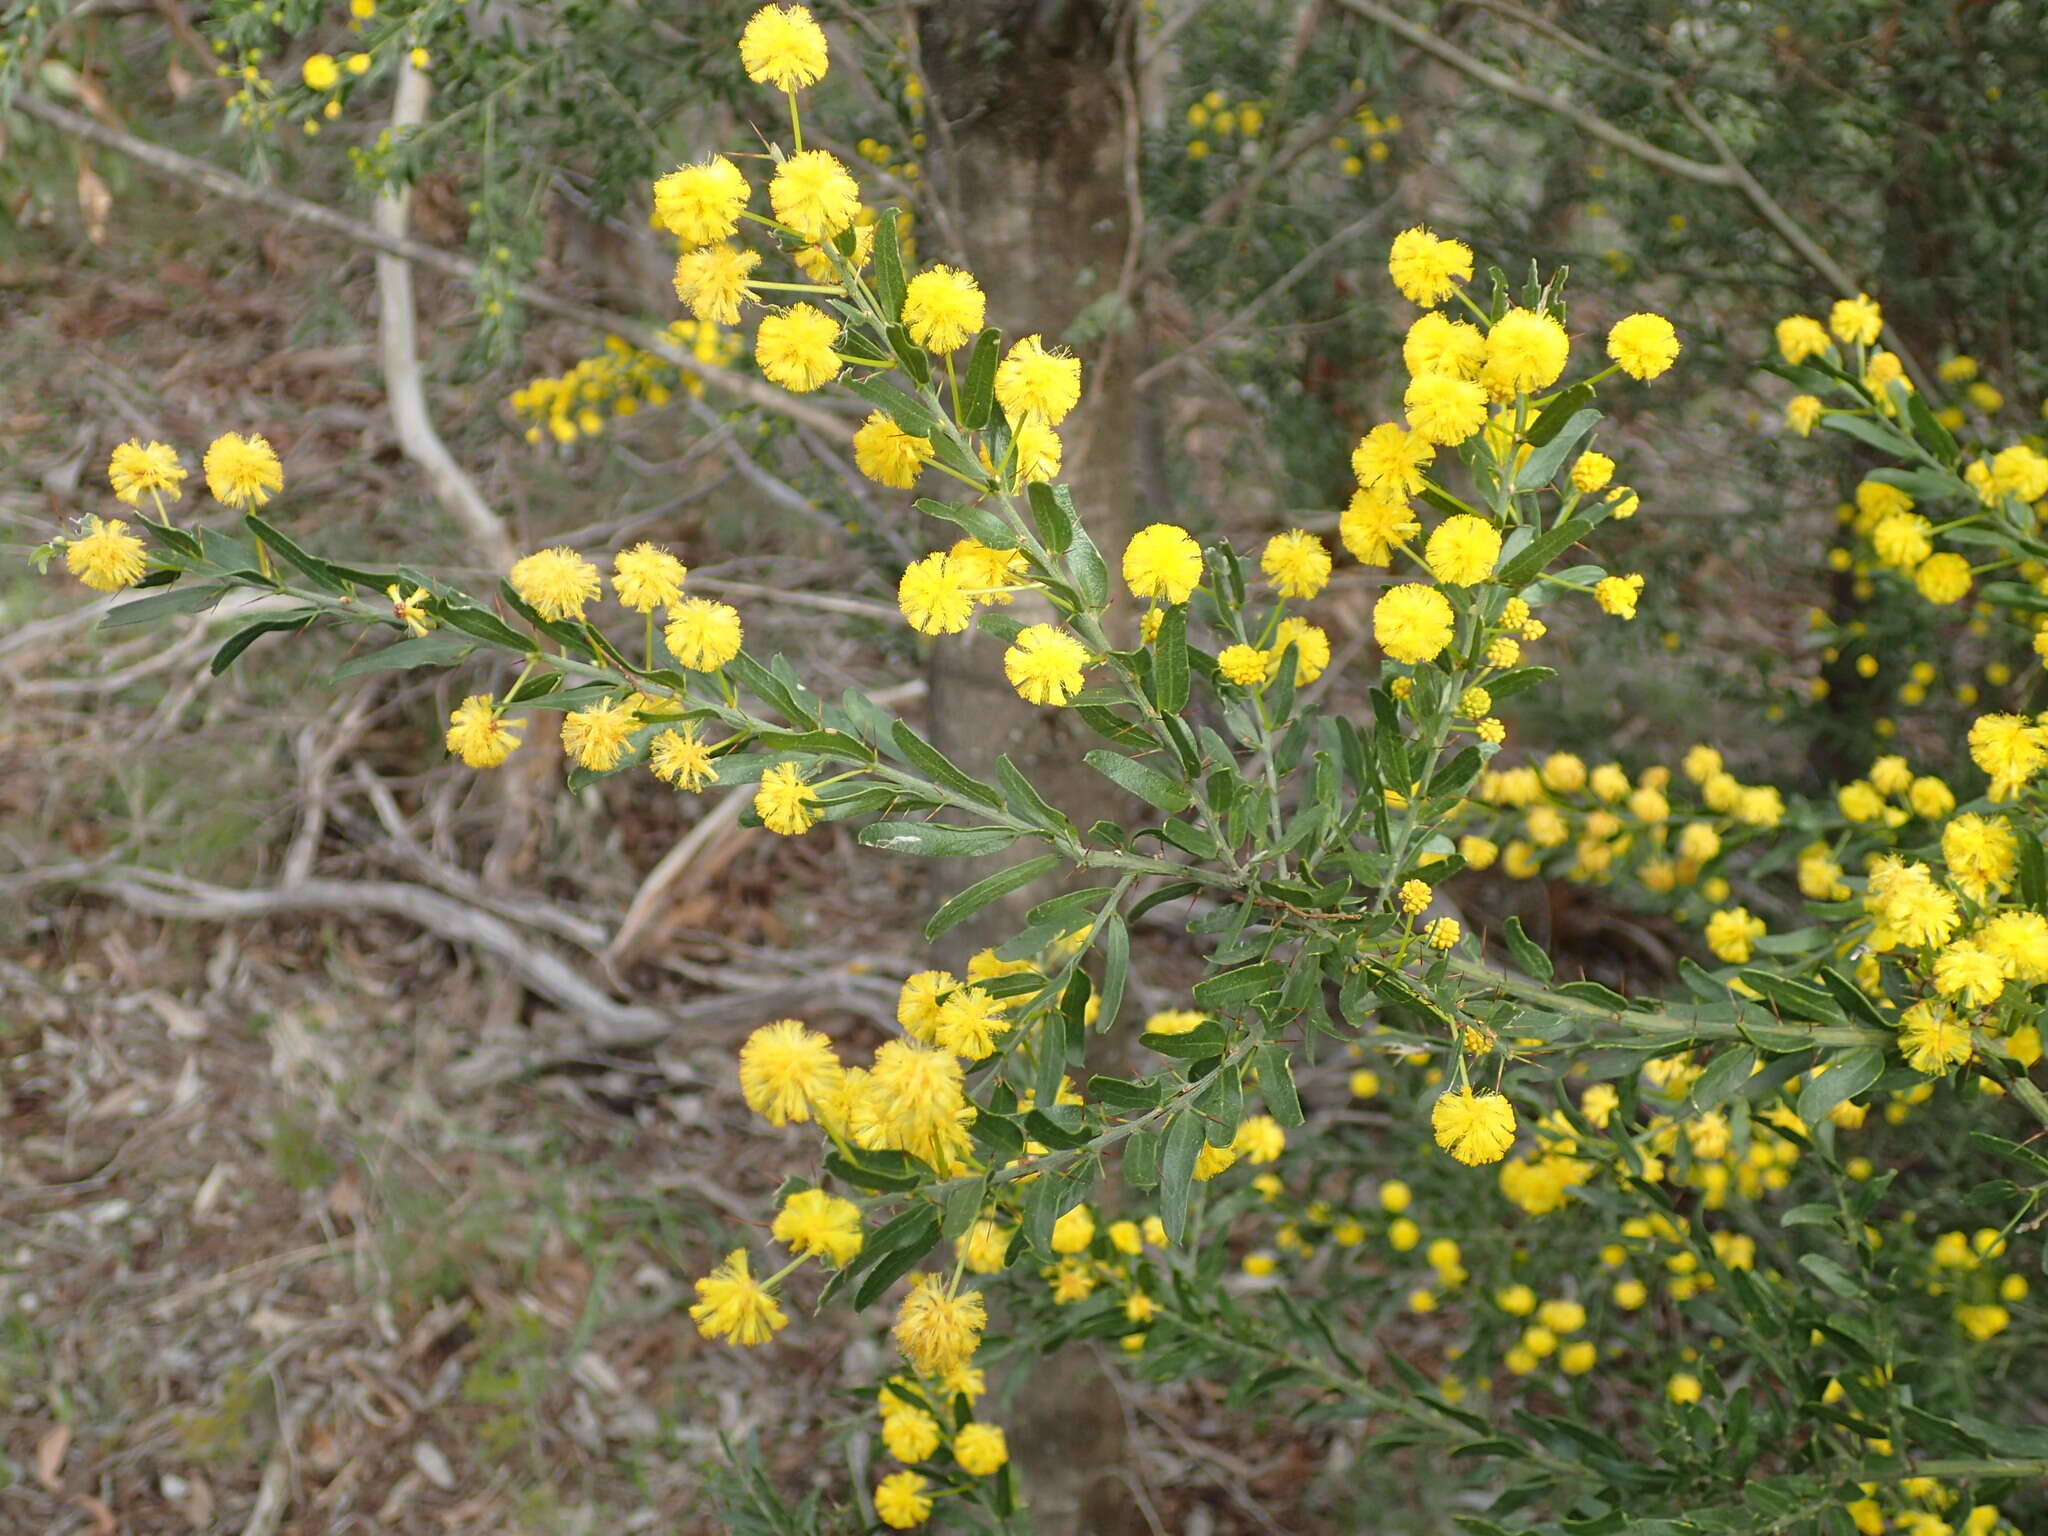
[12,93,856,439]
[373,61,515,570]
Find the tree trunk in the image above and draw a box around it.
[917,7,1147,1534]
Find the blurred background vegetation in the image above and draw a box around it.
[1,1,2043,1531]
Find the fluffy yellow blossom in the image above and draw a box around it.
[756,302,842,391]
[1830,292,1883,347]
[1341,488,1420,566]
[445,694,523,769]
[1705,906,1765,964]
[854,412,933,488]
[653,156,749,245]
[994,334,1082,424]
[1425,514,1501,586]
[1432,1088,1517,1165]
[203,431,284,508]
[665,596,744,670]
[510,546,602,620]
[1776,314,1830,364]
[612,542,688,612]
[1004,623,1090,705]
[1607,312,1680,379]
[755,762,819,835]
[106,440,186,507]
[650,725,716,791]
[953,1422,1008,1476]
[64,515,149,592]
[672,243,760,325]
[874,1470,932,1530]
[1387,226,1473,305]
[689,1249,786,1345]
[1123,523,1204,604]
[1273,618,1329,683]
[773,1188,863,1266]
[561,696,640,771]
[739,4,829,90]
[898,552,976,636]
[1404,372,1489,445]
[1898,999,1971,1075]
[902,265,986,353]
[1218,643,1270,686]
[1483,307,1570,395]
[1404,312,1485,380]
[739,1018,839,1124]
[894,1274,985,1376]
[1352,422,1436,495]
[1261,530,1332,598]
[1374,583,1454,664]
[1595,573,1644,619]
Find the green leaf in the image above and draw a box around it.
[1737,969,1844,1024]
[2020,830,2048,910]
[885,323,930,386]
[1523,381,1595,445]
[1254,1043,1303,1127]
[1151,604,1189,715]
[725,650,816,727]
[1689,1046,1758,1109]
[244,513,345,591]
[1796,1048,1883,1126]
[844,375,939,439]
[871,208,907,323]
[889,721,1004,811]
[913,496,1018,550]
[433,599,534,653]
[1159,1110,1203,1245]
[1083,749,1192,813]
[1906,389,1961,466]
[859,820,1021,859]
[1089,1074,1164,1110]
[1193,961,1282,1010]
[210,611,318,674]
[1097,911,1128,1031]
[924,854,1062,941]
[1798,1253,1861,1299]
[1484,665,1558,701]
[1026,480,1075,556]
[1143,1022,1228,1058]
[823,1148,926,1193]
[1194,1060,1242,1146]
[1514,408,1601,490]
[1067,526,1111,611]
[1819,411,1916,458]
[958,328,1001,430]
[332,630,478,680]
[1498,517,1596,588]
[997,755,1078,840]
[853,1207,942,1309]
[1503,917,1554,982]
[100,582,225,628]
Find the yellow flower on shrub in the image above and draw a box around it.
[1775,314,1829,364]
[1261,530,1331,598]
[898,552,976,635]
[1341,488,1420,566]
[902,264,986,352]
[874,1470,932,1530]
[690,1248,787,1345]
[446,694,523,768]
[1432,1088,1517,1165]
[995,334,1082,424]
[1218,643,1269,686]
[1123,523,1204,603]
[1374,583,1454,664]
[894,1274,985,1376]
[739,3,830,91]
[1403,312,1485,380]
[756,302,842,391]
[1387,225,1473,305]
[64,515,149,592]
[561,696,639,771]
[1425,514,1501,586]
[1898,999,1971,1075]
[665,596,744,670]
[204,431,284,508]
[650,725,716,791]
[107,439,186,506]
[1830,291,1883,346]
[1607,312,1680,379]
[773,1188,863,1266]
[1571,451,1614,493]
[1273,617,1329,683]
[612,542,688,612]
[1351,421,1435,494]
[672,243,761,324]
[854,412,932,488]
[652,156,749,245]
[1786,394,1822,435]
[755,762,819,835]
[1482,307,1569,395]
[510,545,602,620]
[1705,906,1765,964]
[1404,373,1489,445]
[1003,623,1089,705]
[954,1422,1008,1476]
